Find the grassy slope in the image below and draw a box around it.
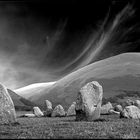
[14,82,56,101]
[15,53,140,109]
[0,111,140,139]
[8,89,36,110]
[35,53,140,109]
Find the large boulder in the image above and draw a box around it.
[44,100,53,117]
[33,107,44,117]
[120,105,140,119]
[101,102,113,115]
[114,104,123,112]
[0,84,17,124]
[66,102,76,116]
[134,100,140,109]
[75,81,103,121]
[51,105,65,117]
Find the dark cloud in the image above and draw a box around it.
[0,0,139,89]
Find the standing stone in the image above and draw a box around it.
[51,105,65,117]
[101,102,113,115]
[33,107,44,117]
[44,100,53,117]
[0,84,17,124]
[120,105,140,119]
[66,102,76,116]
[75,81,103,121]
[114,104,123,112]
[134,100,140,109]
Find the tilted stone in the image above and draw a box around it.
[45,100,52,110]
[44,100,53,117]
[66,102,76,116]
[75,81,103,121]
[33,106,44,117]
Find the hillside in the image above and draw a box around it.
[15,53,140,109]
[14,82,56,102]
[8,89,36,111]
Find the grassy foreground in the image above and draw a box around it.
[0,111,140,139]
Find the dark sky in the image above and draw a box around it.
[0,0,140,89]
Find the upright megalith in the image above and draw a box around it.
[33,107,44,117]
[51,105,65,117]
[44,100,53,117]
[0,84,17,124]
[75,81,103,121]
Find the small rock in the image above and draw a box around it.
[51,105,65,117]
[114,104,123,112]
[33,107,44,117]
[125,99,134,106]
[44,100,53,117]
[66,102,76,116]
[101,102,113,115]
[120,105,140,119]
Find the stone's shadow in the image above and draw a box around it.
[93,118,107,122]
[2,121,20,126]
[11,121,20,126]
[61,116,108,122]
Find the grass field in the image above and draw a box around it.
[0,111,140,139]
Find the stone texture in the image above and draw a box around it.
[66,102,76,116]
[75,81,103,121]
[51,105,65,117]
[120,105,140,119]
[114,104,123,112]
[134,100,140,109]
[44,100,53,117]
[33,107,44,117]
[101,102,113,115]
[0,84,17,124]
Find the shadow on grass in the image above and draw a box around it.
[93,118,107,122]
[61,116,108,122]
[2,121,20,126]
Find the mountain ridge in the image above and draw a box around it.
[14,52,140,109]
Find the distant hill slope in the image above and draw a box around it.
[8,89,36,111]
[14,53,140,109]
[14,82,56,102]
